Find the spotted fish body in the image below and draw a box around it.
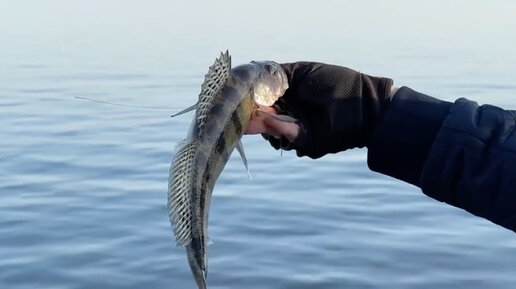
[168,51,289,289]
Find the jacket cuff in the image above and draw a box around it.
[367,87,452,186]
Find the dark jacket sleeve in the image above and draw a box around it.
[367,87,516,232]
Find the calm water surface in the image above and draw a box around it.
[2,1,516,288]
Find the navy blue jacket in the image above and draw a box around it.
[368,87,516,232]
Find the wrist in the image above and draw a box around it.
[389,85,399,98]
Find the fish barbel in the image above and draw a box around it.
[168,51,292,289]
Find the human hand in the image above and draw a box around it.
[245,106,300,142]
[246,62,393,159]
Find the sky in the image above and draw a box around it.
[2,0,516,107]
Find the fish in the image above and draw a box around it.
[167,51,294,289]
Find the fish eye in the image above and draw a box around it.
[266,64,277,75]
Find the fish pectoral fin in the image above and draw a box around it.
[256,108,298,123]
[170,103,197,117]
[207,237,214,246]
[236,140,251,180]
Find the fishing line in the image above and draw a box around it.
[54,7,185,112]
[75,96,183,110]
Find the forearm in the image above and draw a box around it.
[419,98,516,231]
[368,87,516,232]
[367,87,452,186]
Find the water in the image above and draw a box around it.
[2,1,516,288]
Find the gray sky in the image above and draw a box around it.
[2,0,515,63]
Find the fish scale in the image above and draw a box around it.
[168,51,290,289]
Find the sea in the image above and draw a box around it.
[1,1,516,288]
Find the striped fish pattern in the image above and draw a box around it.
[168,51,289,289]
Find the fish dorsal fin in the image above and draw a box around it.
[196,51,231,132]
[168,139,197,246]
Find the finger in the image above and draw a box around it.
[258,106,277,114]
[263,116,300,142]
[244,107,278,135]
[245,119,267,134]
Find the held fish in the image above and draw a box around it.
[168,51,293,289]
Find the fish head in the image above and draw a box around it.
[250,61,289,107]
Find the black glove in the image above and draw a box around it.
[264,62,393,159]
